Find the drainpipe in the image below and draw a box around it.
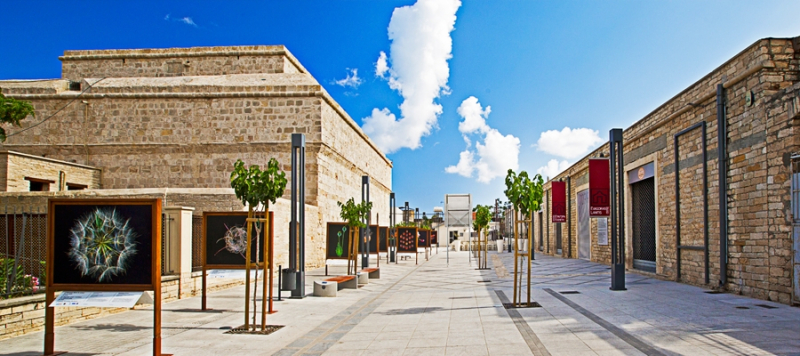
[716,84,728,287]
[567,176,572,258]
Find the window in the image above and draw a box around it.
[67,183,88,191]
[25,177,54,191]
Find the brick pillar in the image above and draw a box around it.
[163,206,195,299]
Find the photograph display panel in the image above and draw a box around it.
[367,225,379,254]
[397,227,417,253]
[50,200,157,288]
[418,229,429,248]
[379,226,389,252]
[326,222,351,260]
[204,212,268,268]
[431,230,438,245]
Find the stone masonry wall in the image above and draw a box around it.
[60,46,305,82]
[318,101,392,228]
[0,94,323,204]
[538,37,799,304]
[0,45,391,281]
[0,151,101,192]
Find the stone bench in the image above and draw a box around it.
[313,280,337,297]
[360,267,380,279]
[324,275,357,291]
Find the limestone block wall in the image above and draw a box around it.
[537,37,799,304]
[0,44,391,273]
[0,93,323,205]
[318,100,392,227]
[0,151,101,191]
[60,46,305,82]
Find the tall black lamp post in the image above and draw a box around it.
[289,133,306,298]
[609,128,626,291]
[361,176,370,268]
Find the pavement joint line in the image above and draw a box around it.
[494,290,551,356]
[281,259,428,356]
[543,288,669,356]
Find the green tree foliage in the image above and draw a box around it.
[230,158,288,211]
[472,204,491,232]
[420,215,432,229]
[0,94,35,142]
[503,169,544,219]
[337,198,373,228]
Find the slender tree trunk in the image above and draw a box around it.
[251,207,265,329]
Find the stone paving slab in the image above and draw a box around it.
[2,249,800,355]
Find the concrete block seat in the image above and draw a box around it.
[313,280,337,297]
[360,267,380,279]
[324,275,357,291]
[357,272,368,285]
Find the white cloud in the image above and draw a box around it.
[537,159,571,179]
[332,68,363,88]
[164,14,198,27]
[362,0,462,153]
[180,17,197,26]
[445,150,475,178]
[457,96,490,134]
[446,97,520,184]
[375,52,389,77]
[535,127,603,159]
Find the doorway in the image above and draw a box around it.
[538,212,543,251]
[577,189,590,260]
[555,223,562,255]
[632,177,656,272]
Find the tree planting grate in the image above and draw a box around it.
[559,291,580,294]
[224,324,284,335]
[502,302,541,309]
[735,306,750,310]
[755,304,778,309]
[704,290,723,294]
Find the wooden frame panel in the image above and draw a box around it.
[202,211,267,270]
[47,199,161,292]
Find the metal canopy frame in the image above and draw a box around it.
[674,121,709,284]
[445,194,472,266]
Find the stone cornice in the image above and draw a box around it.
[59,46,309,74]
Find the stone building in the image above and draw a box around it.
[0,45,393,271]
[534,36,800,305]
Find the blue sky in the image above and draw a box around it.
[2,1,800,214]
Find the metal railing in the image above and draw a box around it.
[1,204,47,300]
[192,216,203,272]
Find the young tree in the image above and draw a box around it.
[230,158,287,331]
[472,204,491,269]
[337,198,372,275]
[504,169,544,306]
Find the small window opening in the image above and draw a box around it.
[68,81,81,91]
[67,183,88,191]
[25,177,54,192]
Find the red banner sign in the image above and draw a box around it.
[551,181,566,223]
[589,158,610,217]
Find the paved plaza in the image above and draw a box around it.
[2,249,800,356]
